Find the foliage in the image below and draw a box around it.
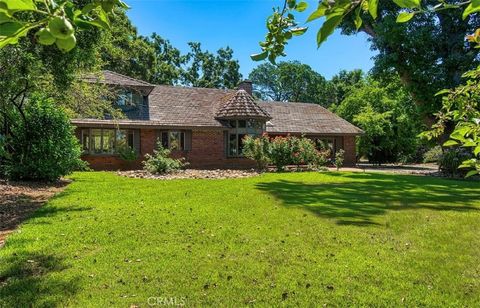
[423,67,480,177]
[1,95,85,181]
[242,134,271,171]
[2,171,480,306]
[0,0,127,52]
[423,146,442,164]
[325,69,364,108]
[244,135,329,171]
[333,76,422,163]
[438,148,473,177]
[255,0,480,123]
[334,149,345,171]
[117,144,137,162]
[143,143,186,174]
[181,43,242,89]
[249,61,328,105]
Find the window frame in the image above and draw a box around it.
[160,130,187,151]
[227,119,265,158]
[80,128,137,156]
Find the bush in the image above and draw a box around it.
[438,148,472,177]
[423,145,442,163]
[143,143,186,174]
[243,135,329,171]
[118,144,138,161]
[334,149,345,171]
[242,134,271,171]
[3,95,86,181]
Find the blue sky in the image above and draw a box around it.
[126,0,376,79]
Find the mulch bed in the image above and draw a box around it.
[0,179,69,247]
[118,169,260,180]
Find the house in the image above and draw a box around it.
[72,71,363,170]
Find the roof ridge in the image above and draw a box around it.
[102,70,154,86]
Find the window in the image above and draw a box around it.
[160,131,186,151]
[115,90,144,110]
[80,128,137,155]
[227,119,264,157]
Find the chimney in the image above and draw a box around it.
[237,80,253,95]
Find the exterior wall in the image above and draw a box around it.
[77,127,356,170]
[342,135,357,167]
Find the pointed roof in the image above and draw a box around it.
[215,89,271,120]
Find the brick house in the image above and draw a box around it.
[72,71,363,170]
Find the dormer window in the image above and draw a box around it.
[115,89,144,111]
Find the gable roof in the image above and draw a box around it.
[73,71,362,135]
[215,89,271,120]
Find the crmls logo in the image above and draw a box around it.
[147,296,186,306]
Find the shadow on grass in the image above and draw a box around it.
[255,172,480,226]
[0,251,80,307]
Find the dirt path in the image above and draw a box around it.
[0,180,69,247]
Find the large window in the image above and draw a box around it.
[81,128,137,155]
[160,131,186,151]
[227,119,265,157]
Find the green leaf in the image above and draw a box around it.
[368,0,379,19]
[251,51,268,61]
[392,0,420,9]
[307,5,327,22]
[0,0,36,11]
[474,145,480,156]
[354,6,362,30]
[296,1,308,12]
[443,140,458,147]
[0,11,11,24]
[291,27,307,36]
[462,0,480,20]
[0,21,23,36]
[396,11,415,23]
[0,23,35,48]
[434,89,450,96]
[317,13,344,47]
[465,170,478,178]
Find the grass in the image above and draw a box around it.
[0,171,479,306]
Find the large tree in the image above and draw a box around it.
[182,42,242,89]
[249,61,328,105]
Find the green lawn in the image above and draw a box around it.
[1,172,479,306]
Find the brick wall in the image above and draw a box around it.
[78,128,356,170]
[342,135,357,166]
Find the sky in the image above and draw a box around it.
[126,0,377,80]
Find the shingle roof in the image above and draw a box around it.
[215,90,271,120]
[259,102,363,135]
[74,73,362,135]
[82,70,154,88]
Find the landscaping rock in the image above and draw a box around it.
[117,169,260,180]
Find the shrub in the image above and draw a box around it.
[3,95,86,181]
[334,149,345,171]
[143,143,186,174]
[438,148,472,177]
[423,145,442,163]
[242,134,271,171]
[118,144,138,161]
[270,136,294,171]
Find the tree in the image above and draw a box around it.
[254,0,480,122]
[325,69,364,107]
[249,61,328,105]
[333,76,422,163]
[182,42,242,89]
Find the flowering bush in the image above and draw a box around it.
[243,135,329,171]
[334,149,345,171]
[242,134,271,171]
